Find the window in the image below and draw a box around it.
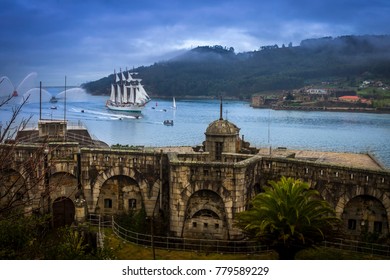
[215,142,223,160]
[104,198,112,208]
[348,219,356,230]
[129,199,136,209]
[374,221,382,233]
[204,223,208,228]
[203,169,209,176]
[192,222,197,228]
[215,224,219,229]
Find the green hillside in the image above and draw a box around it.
[82,35,390,99]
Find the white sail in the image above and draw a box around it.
[116,84,122,103]
[172,97,177,109]
[121,72,126,82]
[128,85,135,103]
[122,84,128,103]
[127,72,133,82]
[135,84,150,104]
[110,84,116,102]
[115,74,120,83]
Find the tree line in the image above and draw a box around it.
[82,35,390,99]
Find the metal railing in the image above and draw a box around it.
[88,214,270,254]
[88,214,390,257]
[322,238,390,257]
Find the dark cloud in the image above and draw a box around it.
[0,0,389,85]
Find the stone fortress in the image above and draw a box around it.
[2,103,390,241]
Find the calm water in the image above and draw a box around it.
[1,89,390,167]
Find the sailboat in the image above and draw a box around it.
[172,97,177,110]
[106,70,151,113]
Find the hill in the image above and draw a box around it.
[82,35,390,99]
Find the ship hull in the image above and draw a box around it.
[106,102,145,113]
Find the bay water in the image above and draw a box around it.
[1,88,389,168]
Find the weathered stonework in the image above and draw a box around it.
[1,119,390,240]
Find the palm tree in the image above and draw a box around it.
[236,176,340,259]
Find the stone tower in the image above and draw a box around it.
[204,98,241,161]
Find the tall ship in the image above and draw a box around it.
[106,70,151,113]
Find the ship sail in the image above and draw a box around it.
[106,70,150,113]
[123,84,128,103]
[110,84,115,102]
[172,97,177,109]
[116,84,122,103]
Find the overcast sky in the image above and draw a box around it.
[1,0,390,86]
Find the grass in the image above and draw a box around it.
[102,229,388,260]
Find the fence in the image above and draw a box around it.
[88,214,270,254]
[322,238,390,257]
[88,214,390,257]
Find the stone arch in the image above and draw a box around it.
[341,195,389,239]
[96,174,143,215]
[92,166,160,216]
[52,196,75,228]
[336,187,390,238]
[182,189,229,239]
[335,186,390,218]
[49,172,78,201]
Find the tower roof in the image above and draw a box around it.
[205,119,240,136]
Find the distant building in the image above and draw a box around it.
[339,95,372,104]
[306,88,328,95]
[251,95,279,107]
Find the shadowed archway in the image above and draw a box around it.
[52,197,75,228]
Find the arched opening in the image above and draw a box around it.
[183,190,228,239]
[342,195,389,240]
[97,175,141,215]
[253,182,262,195]
[52,197,75,228]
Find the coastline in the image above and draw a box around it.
[252,105,390,114]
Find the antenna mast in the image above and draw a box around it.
[64,76,67,122]
[39,81,42,120]
[219,95,223,120]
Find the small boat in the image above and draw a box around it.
[163,120,174,126]
[50,96,58,103]
[50,106,57,110]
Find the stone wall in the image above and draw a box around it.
[2,143,390,240]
